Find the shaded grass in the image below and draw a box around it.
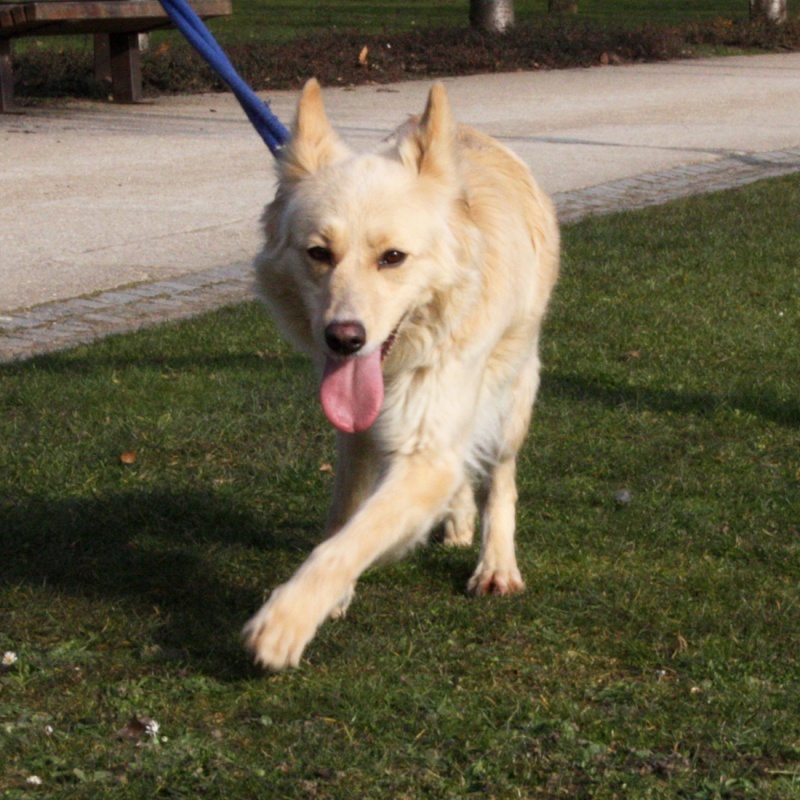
[12,0,800,45]
[192,0,800,41]
[1,174,799,797]
[10,6,800,100]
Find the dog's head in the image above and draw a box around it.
[258,79,479,434]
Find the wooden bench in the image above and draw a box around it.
[0,0,232,111]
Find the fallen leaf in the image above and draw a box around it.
[358,45,369,66]
[119,451,137,465]
[115,716,158,741]
[115,717,147,740]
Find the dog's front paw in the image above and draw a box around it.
[468,564,525,596]
[242,585,320,670]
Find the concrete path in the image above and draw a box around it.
[1,52,800,361]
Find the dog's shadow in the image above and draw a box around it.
[0,487,316,679]
[0,308,495,678]
[1,487,488,677]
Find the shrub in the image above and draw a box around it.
[10,17,800,101]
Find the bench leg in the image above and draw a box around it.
[94,33,112,86]
[0,38,13,112]
[108,31,142,103]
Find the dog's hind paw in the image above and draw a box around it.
[468,565,525,596]
[442,515,475,547]
[242,585,319,671]
[442,483,476,547]
[329,583,355,620]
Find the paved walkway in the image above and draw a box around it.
[2,144,798,363]
[3,53,800,362]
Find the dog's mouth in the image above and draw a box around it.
[320,321,402,435]
[380,324,400,362]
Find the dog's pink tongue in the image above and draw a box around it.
[320,350,384,433]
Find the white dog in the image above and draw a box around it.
[243,79,560,669]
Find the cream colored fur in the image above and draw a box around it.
[243,79,560,670]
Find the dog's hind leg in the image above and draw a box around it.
[326,431,381,534]
[328,582,356,620]
[468,352,540,596]
[443,479,477,547]
[324,432,382,620]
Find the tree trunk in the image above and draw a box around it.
[470,0,515,33]
[749,0,787,23]
[548,0,578,14]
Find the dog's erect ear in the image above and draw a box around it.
[279,78,350,182]
[398,83,456,184]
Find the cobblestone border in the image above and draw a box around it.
[552,147,800,223]
[2,147,799,363]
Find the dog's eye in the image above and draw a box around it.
[379,250,407,268]
[307,246,333,265]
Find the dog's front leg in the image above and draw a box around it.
[243,452,460,670]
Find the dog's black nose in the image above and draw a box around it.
[325,321,366,356]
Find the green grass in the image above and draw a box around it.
[13,1,800,99]
[1,174,799,798]
[190,0,800,42]
[16,0,800,49]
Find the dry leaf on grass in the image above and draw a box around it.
[115,716,159,741]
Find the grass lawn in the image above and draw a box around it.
[1,174,799,798]
[210,0,800,42]
[17,0,800,47]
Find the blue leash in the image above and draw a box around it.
[158,0,290,155]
